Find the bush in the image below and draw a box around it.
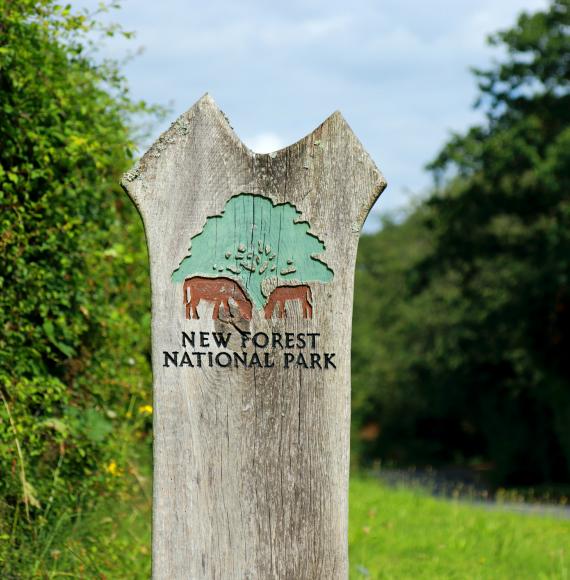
[0,1,154,574]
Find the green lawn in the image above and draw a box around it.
[349,477,570,579]
[19,474,570,578]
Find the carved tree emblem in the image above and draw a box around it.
[172,193,333,318]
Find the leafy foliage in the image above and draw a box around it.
[352,0,570,485]
[0,1,155,574]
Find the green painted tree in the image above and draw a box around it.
[172,193,333,308]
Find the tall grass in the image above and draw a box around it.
[11,468,570,578]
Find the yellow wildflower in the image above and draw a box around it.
[106,460,119,476]
[138,404,153,415]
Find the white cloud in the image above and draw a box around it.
[74,0,550,227]
[245,132,285,154]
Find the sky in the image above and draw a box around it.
[83,0,547,230]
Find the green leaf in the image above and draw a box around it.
[42,320,75,358]
[82,410,113,443]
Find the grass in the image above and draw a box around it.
[45,490,151,579]
[349,476,570,579]
[12,471,570,578]
[2,463,152,579]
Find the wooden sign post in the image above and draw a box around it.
[122,94,386,579]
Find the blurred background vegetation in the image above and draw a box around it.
[352,0,570,488]
[0,0,568,577]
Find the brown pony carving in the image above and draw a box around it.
[183,276,252,320]
[264,285,313,319]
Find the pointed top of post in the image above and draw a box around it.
[121,93,245,192]
[121,95,386,229]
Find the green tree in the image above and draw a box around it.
[418,0,570,485]
[352,212,434,467]
[172,193,333,308]
[0,1,156,575]
[352,0,570,485]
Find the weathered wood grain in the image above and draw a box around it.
[122,94,386,579]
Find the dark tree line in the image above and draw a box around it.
[352,0,570,486]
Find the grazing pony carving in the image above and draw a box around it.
[264,285,313,319]
[183,276,252,320]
